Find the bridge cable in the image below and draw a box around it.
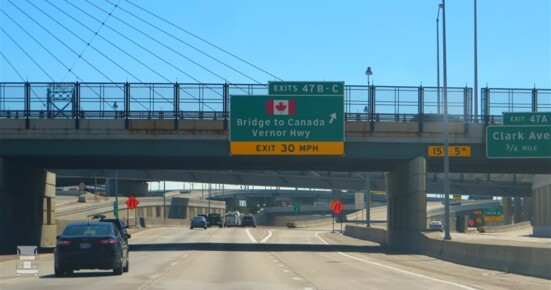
[40,0,172,85]
[0,51,25,82]
[0,24,51,108]
[0,23,55,82]
[59,0,218,110]
[104,0,263,85]
[6,1,128,110]
[124,0,283,81]
[84,0,244,94]
[61,0,123,82]
[1,6,79,82]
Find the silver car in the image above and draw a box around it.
[190,216,207,230]
[428,221,443,232]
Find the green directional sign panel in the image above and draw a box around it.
[486,125,551,158]
[230,82,345,156]
[484,207,502,216]
[503,112,551,125]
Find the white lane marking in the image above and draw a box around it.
[314,232,478,290]
[149,273,162,280]
[260,229,276,243]
[292,277,302,281]
[245,228,257,243]
[283,270,290,273]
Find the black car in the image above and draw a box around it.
[207,213,223,228]
[54,221,130,276]
[241,215,256,227]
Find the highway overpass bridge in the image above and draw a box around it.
[0,82,549,253]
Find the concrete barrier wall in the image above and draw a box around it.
[343,225,551,279]
[344,225,387,245]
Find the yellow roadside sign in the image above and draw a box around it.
[428,145,471,157]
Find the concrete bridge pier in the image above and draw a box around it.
[502,197,513,224]
[0,159,56,253]
[386,157,426,251]
[532,175,551,237]
[513,197,522,223]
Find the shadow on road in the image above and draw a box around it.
[129,242,403,255]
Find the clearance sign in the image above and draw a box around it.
[230,81,345,156]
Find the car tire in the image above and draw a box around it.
[113,256,123,275]
[219,224,222,228]
[123,258,129,273]
[190,227,193,229]
[54,266,65,277]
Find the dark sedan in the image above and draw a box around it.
[54,221,130,276]
[241,215,256,227]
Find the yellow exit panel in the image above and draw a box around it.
[230,142,344,156]
[428,145,471,157]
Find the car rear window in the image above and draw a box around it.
[63,224,113,237]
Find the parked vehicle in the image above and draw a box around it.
[428,220,443,232]
[224,211,241,227]
[207,213,223,228]
[190,216,208,229]
[241,215,256,228]
[54,221,130,276]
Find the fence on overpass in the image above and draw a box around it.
[0,83,549,126]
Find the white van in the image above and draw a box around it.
[224,211,241,227]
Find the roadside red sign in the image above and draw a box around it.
[331,200,344,215]
[125,196,139,210]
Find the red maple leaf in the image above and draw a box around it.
[275,102,287,112]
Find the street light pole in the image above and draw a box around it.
[442,0,452,241]
[365,173,371,227]
[474,0,479,122]
[115,169,119,219]
[436,4,443,114]
[163,181,166,221]
[365,67,373,86]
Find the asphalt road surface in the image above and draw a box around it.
[1,225,549,290]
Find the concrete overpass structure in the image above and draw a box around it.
[1,82,549,253]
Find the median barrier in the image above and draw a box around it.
[343,224,551,279]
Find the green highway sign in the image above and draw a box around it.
[484,207,502,216]
[503,112,551,125]
[486,125,551,158]
[230,82,345,155]
[269,81,344,96]
[293,203,301,212]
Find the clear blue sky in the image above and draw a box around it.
[0,0,549,88]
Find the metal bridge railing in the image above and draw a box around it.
[0,82,549,126]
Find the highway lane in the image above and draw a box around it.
[1,226,549,290]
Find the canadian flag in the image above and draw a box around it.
[266,99,296,115]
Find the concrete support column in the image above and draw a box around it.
[532,175,551,237]
[523,197,533,222]
[386,157,426,251]
[513,197,522,223]
[502,197,513,225]
[0,159,56,253]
